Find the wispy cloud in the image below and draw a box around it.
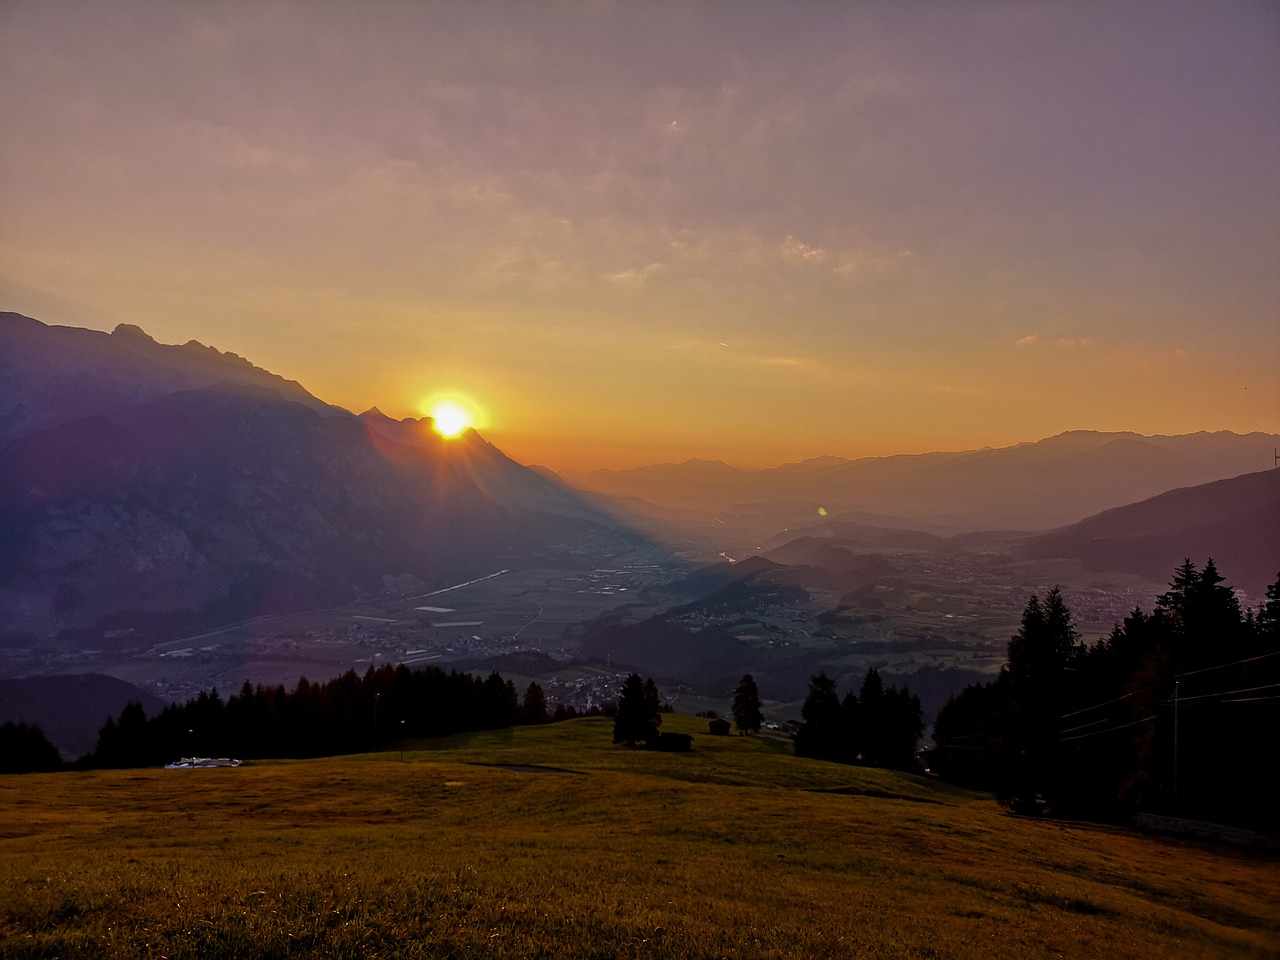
[780,235,827,263]
[1015,335,1039,347]
[604,262,666,284]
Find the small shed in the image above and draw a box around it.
[708,717,731,736]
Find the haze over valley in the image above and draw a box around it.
[3,312,1275,753]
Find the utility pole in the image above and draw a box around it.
[1172,680,1180,808]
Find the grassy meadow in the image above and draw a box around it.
[2,715,1277,959]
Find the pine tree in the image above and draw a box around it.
[794,673,842,761]
[1003,588,1079,812]
[731,674,763,734]
[520,682,548,724]
[613,674,657,746]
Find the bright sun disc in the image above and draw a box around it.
[430,402,472,438]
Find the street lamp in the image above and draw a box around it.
[400,720,406,762]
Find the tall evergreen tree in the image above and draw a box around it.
[613,674,657,746]
[520,682,548,724]
[794,673,842,761]
[1003,587,1080,811]
[731,674,763,734]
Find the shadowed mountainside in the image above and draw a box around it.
[1020,468,1280,595]
[0,674,165,757]
[0,314,649,645]
[0,312,341,444]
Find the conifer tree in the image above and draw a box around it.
[731,674,763,734]
[521,682,548,724]
[612,674,657,746]
[794,673,842,761]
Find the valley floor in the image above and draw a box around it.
[2,716,1276,959]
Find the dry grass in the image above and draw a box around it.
[2,716,1276,959]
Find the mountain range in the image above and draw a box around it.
[566,430,1279,533]
[2,309,1275,674]
[0,313,637,643]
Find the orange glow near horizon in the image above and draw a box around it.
[422,395,484,439]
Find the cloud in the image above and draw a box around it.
[755,355,827,373]
[1015,335,1039,347]
[780,235,827,263]
[1055,337,1095,348]
[604,262,666,284]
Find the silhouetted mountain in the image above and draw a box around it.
[0,380,524,639]
[359,408,625,526]
[0,312,341,445]
[0,315,647,643]
[567,430,1280,532]
[0,674,165,757]
[1020,469,1280,596]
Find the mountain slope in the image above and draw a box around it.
[0,314,670,644]
[1020,468,1280,595]
[359,408,627,526]
[0,381,522,639]
[0,312,340,444]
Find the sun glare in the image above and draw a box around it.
[430,402,472,438]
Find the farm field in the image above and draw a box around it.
[3,716,1276,959]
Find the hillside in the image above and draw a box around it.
[1021,468,1280,595]
[2,717,1276,959]
[0,315,651,645]
[0,312,341,444]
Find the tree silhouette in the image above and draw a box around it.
[612,674,657,746]
[732,674,763,734]
[521,682,548,724]
[931,562,1280,830]
[794,673,842,761]
[0,722,63,773]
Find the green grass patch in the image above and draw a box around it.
[2,717,1276,958]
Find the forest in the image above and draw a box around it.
[932,560,1280,830]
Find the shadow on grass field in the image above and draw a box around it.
[2,716,1276,959]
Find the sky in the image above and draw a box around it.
[2,1,1277,472]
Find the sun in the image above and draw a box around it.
[430,401,472,438]
[418,392,486,438]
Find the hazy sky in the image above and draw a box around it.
[2,1,1277,471]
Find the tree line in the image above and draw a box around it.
[3,664,556,771]
[794,669,924,770]
[931,560,1280,830]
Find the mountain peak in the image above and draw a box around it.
[110,322,154,342]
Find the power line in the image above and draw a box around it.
[1060,715,1156,742]
[1176,650,1280,679]
[1060,691,1135,719]
[1165,682,1280,705]
[1060,715,1119,736]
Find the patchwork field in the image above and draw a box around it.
[3,716,1276,959]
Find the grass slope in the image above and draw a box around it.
[2,716,1276,959]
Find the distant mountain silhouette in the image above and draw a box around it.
[359,408,624,525]
[0,312,342,445]
[568,430,1280,532]
[1020,469,1279,596]
[0,674,165,757]
[0,315,646,643]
